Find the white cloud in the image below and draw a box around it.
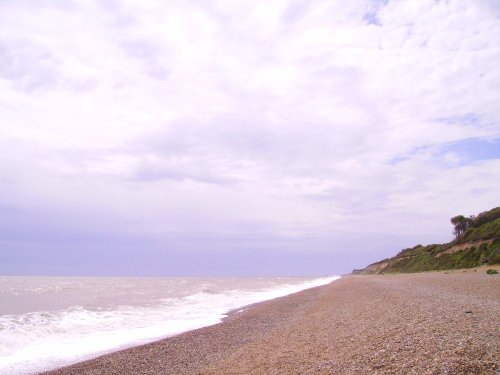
[0,0,499,260]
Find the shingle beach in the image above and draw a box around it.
[45,268,500,374]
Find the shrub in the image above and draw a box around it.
[486,269,498,275]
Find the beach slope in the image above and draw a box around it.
[45,269,499,374]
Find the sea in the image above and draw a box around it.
[0,275,339,375]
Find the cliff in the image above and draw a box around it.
[353,207,500,274]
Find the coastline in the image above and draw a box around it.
[44,268,499,374]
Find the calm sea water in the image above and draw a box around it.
[0,275,339,374]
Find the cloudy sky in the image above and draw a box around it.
[1,0,499,276]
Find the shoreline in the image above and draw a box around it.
[44,269,499,374]
[2,275,338,375]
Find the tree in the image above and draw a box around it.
[450,215,473,238]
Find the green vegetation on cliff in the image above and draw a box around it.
[353,207,500,274]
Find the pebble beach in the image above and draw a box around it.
[44,268,500,374]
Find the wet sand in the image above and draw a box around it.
[45,268,500,374]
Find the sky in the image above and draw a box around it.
[1,0,499,276]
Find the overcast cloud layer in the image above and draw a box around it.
[1,0,499,275]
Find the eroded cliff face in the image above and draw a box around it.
[352,260,390,275]
[436,239,495,257]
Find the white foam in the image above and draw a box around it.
[0,276,339,375]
